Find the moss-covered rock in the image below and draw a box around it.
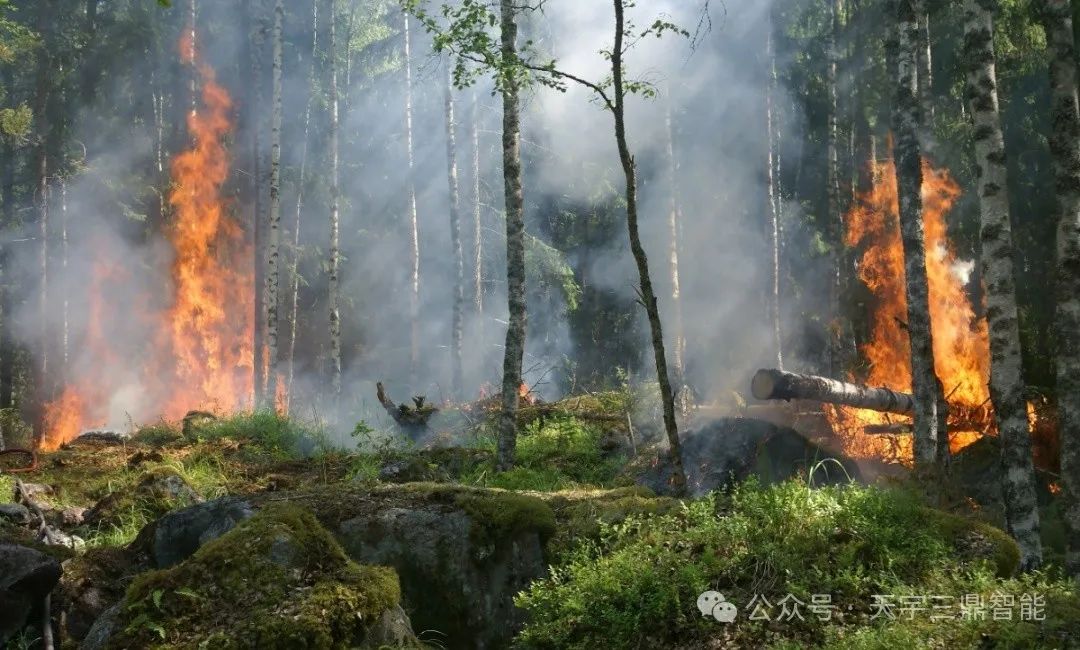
[921,508,1021,577]
[306,482,552,649]
[108,502,411,649]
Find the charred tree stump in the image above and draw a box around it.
[376,382,437,435]
[751,368,915,415]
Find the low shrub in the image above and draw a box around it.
[514,480,1078,649]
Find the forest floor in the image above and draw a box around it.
[0,400,1078,649]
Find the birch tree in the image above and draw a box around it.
[962,0,1042,570]
[444,66,465,400]
[404,12,421,383]
[1039,0,1080,578]
[286,0,319,413]
[891,0,947,473]
[766,22,783,370]
[327,0,342,401]
[471,91,484,331]
[665,101,690,401]
[249,0,267,407]
[264,0,283,410]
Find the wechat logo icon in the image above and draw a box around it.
[697,591,738,623]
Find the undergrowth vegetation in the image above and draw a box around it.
[462,415,626,491]
[515,480,1080,649]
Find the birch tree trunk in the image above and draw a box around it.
[962,0,1043,570]
[249,0,267,407]
[915,0,934,126]
[444,68,465,400]
[1039,0,1080,578]
[496,0,526,471]
[664,100,690,412]
[32,1,52,443]
[327,0,342,401]
[472,91,484,332]
[825,0,851,373]
[287,0,320,413]
[404,13,421,384]
[892,0,947,473]
[611,0,687,495]
[766,24,783,370]
[264,0,283,411]
[60,178,68,379]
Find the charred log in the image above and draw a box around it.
[752,368,915,415]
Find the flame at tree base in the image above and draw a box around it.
[828,156,993,465]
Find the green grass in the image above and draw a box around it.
[463,415,625,491]
[188,411,329,458]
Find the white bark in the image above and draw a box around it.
[264,0,283,410]
[404,12,421,383]
[328,0,342,400]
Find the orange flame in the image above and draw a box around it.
[40,30,252,450]
[829,156,991,463]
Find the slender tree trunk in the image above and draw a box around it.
[963,0,1043,570]
[851,0,875,198]
[444,67,465,400]
[0,109,14,414]
[32,2,52,444]
[664,99,689,413]
[404,13,421,384]
[471,91,484,335]
[287,0,320,413]
[60,179,68,379]
[1040,0,1080,578]
[327,0,342,402]
[496,0,526,471]
[892,0,947,473]
[264,0,284,411]
[915,0,935,127]
[765,24,783,370]
[250,0,267,407]
[611,0,686,495]
[825,0,851,373]
[189,0,197,117]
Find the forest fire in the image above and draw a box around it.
[39,32,252,450]
[828,157,992,464]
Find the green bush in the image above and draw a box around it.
[514,480,1077,649]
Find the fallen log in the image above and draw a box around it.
[751,368,915,415]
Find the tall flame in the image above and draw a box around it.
[830,156,991,463]
[158,31,253,420]
[40,31,252,450]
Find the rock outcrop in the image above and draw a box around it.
[0,544,63,645]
